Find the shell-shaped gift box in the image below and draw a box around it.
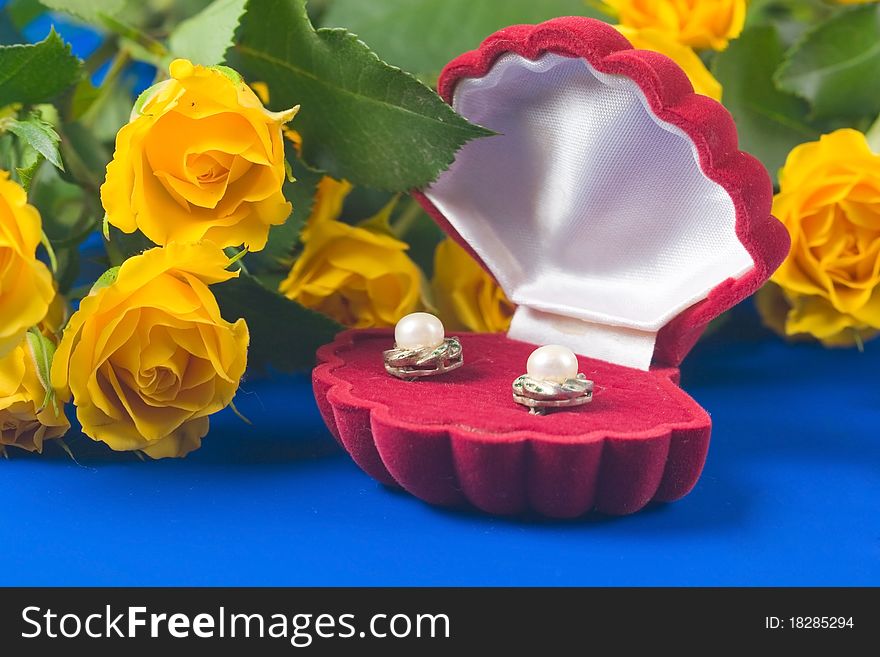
[313,17,789,517]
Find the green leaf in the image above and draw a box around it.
[89,265,120,295]
[0,29,81,107]
[25,328,55,395]
[246,150,323,272]
[229,0,493,191]
[54,246,81,295]
[3,114,63,170]
[67,78,101,122]
[28,161,91,242]
[26,327,58,411]
[157,0,217,29]
[214,272,341,372]
[39,228,58,273]
[58,115,111,190]
[79,70,137,142]
[712,25,818,183]
[322,0,610,79]
[775,4,880,121]
[169,0,247,66]
[27,161,97,293]
[38,0,124,23]
[743,0,834,46]
[15,151,43,190]
[104,225,154,266]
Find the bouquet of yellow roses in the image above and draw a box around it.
[1,0,878,459]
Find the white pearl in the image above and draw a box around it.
[527,344,579,384]
[395,312,445,349]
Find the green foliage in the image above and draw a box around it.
[27,156,100,294]
[103,225,154,266]
[29,161,92,241]
[89,264,120,294]
[58,120,111,190]
[713,25,818,182]
[14,149,42,189]
[0,29,81,107]
[322,0,609,80]
[38,0,124,22]
[245,149,323,273]
[168,0,247,65]
[214,273,341,372]
[25,327,56,408]
[229,0,493,191]
[775,4,880,121]
[2,112,63,170]
[0,0,878,381]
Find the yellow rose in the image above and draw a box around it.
[0,335,69,453]
[102,59,298,251]
[615,25,722,100]
[50,242,249,458]
[604,0,746,50]
[766,129,880,346]
[279,180,422,327]
[0,171,55,357]
[299,176,352,243]
[432,238,515,333]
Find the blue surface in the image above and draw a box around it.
[2,8,877,587]
[3,313,879,586]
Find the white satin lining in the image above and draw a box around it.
[425,53,753,370]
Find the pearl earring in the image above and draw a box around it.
[513,344,593,414]
[384,312,463,380]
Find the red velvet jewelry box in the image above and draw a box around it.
[312,17,789,517]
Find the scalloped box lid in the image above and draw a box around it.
[416,17,789,370]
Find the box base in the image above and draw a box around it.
[313,329,711,517]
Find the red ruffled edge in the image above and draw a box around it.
[414,16,790,367]
[313,329,711,517]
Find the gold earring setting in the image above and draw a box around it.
[384,312,463,381]
[513,344,593,414]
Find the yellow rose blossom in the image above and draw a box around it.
[251,81,304,157]
[101,59,298,251]
[615,25,722,100]
[0,171,55,357]
[279,182,421,327]
[0,335,69,453]
[299,176,352,243]
[50,242,249,458]
[433,238,515,333]
[604,0,746,50]
[764,129,880,346]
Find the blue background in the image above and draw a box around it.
[3,310,879,586]
[2,10,878,586]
